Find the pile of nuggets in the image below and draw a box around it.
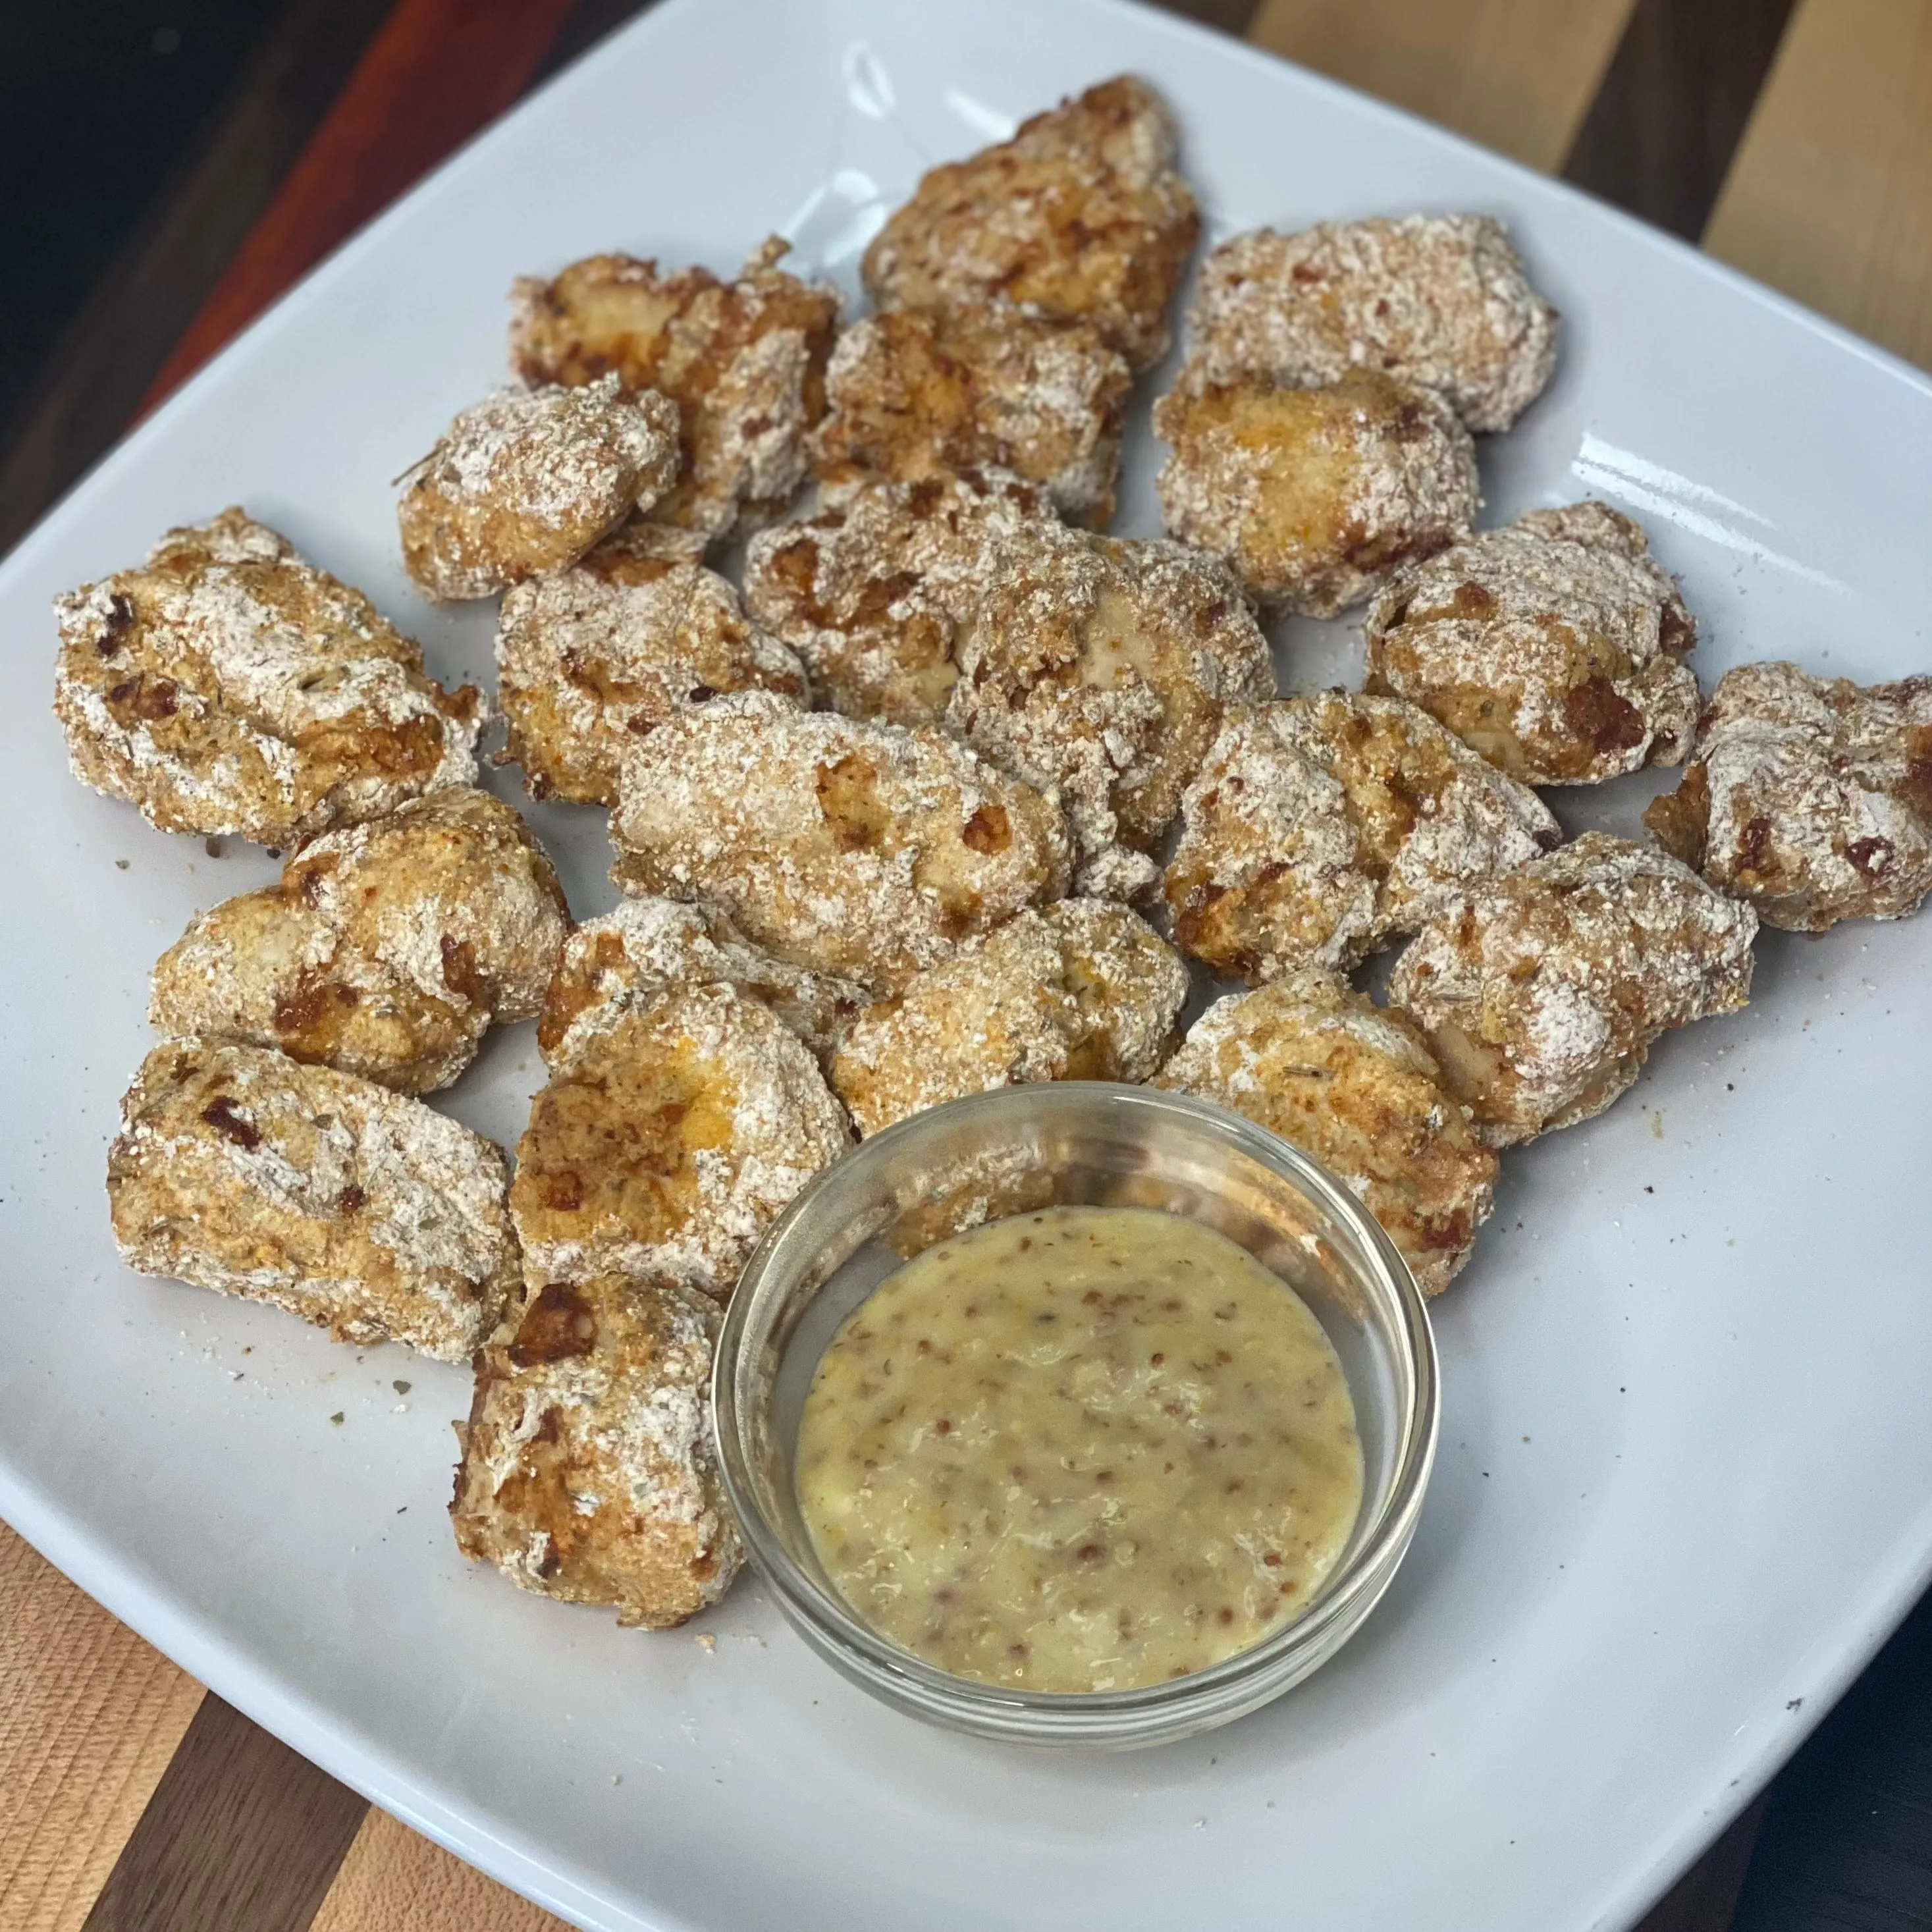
[56,77,1932,1633]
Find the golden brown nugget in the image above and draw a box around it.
[1154,974,1495,1297]
[510,240,841,541]
[828,901,1188,1136]
[1387,832,1758,1148]
[511,982,850,1299]
[54,508,481,845]
[1154,369,1478,616]
[1644,662,1932,933]
[537,896,869,1074]
[608,690,1073,991]
[1164,693,1560,982]
[397,375,679,601]
[811,306,1131,527]
[452,1272,741,1628]
[1365,500,1698,786]
[1179,217,1559,433]
[149,788,569,1094]
[107,1038,518,1360]
[862,76,1198,371]
[495,523,807,805]
[741,470,1051,726]
[948,523,1274,899]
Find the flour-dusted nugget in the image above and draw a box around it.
[149,788,568,1094]
[1164,692,1560,981]
[811,306,1131,527]
[511,982,850,1299]
[107,1039,517,1360]
[742,470,1052,726]
[1388,832,1757,1147]
[609,691,1073,991]
[861,75,1198,371]
[1645,661,1932,933]
[1154,369,1478,616]
[537,896,870,1074]
[510,240,841,542]
[1179,216,1559,433]
[396,375,679,601]
[948,523,1275,899]
[829,901,1187,1136]
[496,524,807,805]
[1155,974,1495,1296]
[452,1272,741,1628]
[54,508,481,845]
[1366,500,1699,786]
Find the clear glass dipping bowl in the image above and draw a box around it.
[712,1082,1437,1750]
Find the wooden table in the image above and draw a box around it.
[3,1,1929,1926]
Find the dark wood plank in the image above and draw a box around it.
[142,0,583,412]
[0,0,394,556]
[0,0,278,438]
[531,0,658,86]
[79,1694,369,1932]
[1561,0,1800,236]
[1637,1794,1771,1932]
[1732,1585,1932,1932]
[1158,0,1264,32]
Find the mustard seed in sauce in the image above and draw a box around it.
[795,1205,1363,1693]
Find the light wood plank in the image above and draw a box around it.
[310,1810,568,1932]
[0,1524,204,1932]
[1247,0,1639,171]
[1704,0,1932,370]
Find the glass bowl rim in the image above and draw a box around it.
[711,1081,1439,1734]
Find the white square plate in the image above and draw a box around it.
[3,1,1930,1927]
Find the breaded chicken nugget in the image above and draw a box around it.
[107,1038,517,1360]
[1154,369,1478,616]
[452,1271,741,1628]
[510,981,850,1299]
[862,76,1198,371]
[149,788,568,1094]
[537,896,869,1073]
[1164,692,1559,981]
[741,471,1051,726]
[828,901,1187,1136]
[1154,973,1495,1296]
[608,690,1073,991]
[948,523,1274,898]
[811,306,1131,527]
[495,523,807,805]
[397,375,679,600]
[1366,500,1699,786]
[1387,832,1757,1147]
[510,240,841,542]
[54,508,481,845]
[1645,662,1932,933]
[1179,217,1559,433]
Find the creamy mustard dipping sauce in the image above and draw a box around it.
[795,1205,1364,1693]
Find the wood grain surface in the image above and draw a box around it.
[1562,0,1800,236]
[309,1814,567,1932]
[142,0,583,410]
[1704,0,1932,371]
[0,1530,202,1932]
[1248,0,1638,170]
[5,0,1932,1927]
